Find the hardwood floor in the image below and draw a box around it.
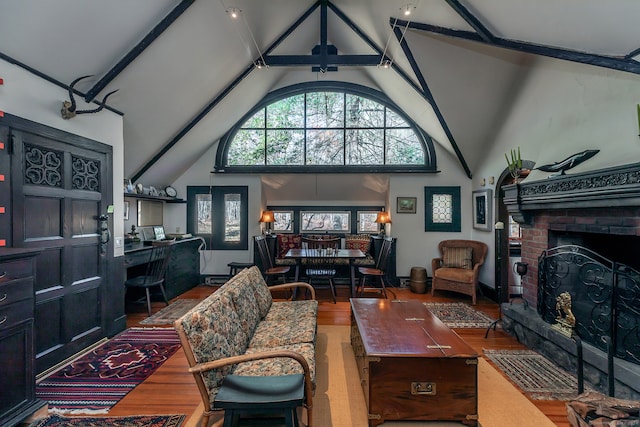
[112,282,572,427]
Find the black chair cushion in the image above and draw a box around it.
[214,374,304,409]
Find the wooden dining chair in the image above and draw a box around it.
[302,237,341,303]
[255,235,290,285]
[124,240,175,315]
[357,237,393,298]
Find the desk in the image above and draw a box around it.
[124,238,201,300]
[285,248,365,297]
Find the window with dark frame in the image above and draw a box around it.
[270,206,383,235]
[187,186,248,250]
[215,82,437,174]
[424,186,461,232]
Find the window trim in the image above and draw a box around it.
[215,81,437,174]
[424,186,461,232]
[187,185,248,250]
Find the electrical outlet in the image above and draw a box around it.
[115,237,123,248]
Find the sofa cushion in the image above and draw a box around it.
[233,342,316,387]
[249,315,317,347]
[265,300,318,322]
[277,234,302,259]
[345,234,371,254]
[225,279,262,337]
[442,246,473,269]
[175,291,250,403]
[244,266,273,318]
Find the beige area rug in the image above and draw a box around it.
[188,326,556,427]
[140,299,201,325]
[315,325,556,427]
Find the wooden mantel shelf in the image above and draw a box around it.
[504,162,640,224]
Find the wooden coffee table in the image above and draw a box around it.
[350,298,478,427]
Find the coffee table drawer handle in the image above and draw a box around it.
[411,382,436,395]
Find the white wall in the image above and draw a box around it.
[167,143,262,275]
[0,59,125,255]
[389,150,473,278]
[474,57,640,288]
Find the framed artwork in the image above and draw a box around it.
[124,201,130,220]
[397,196,417,214]
[472,189,492,231]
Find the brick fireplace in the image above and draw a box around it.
[501,162,640,399]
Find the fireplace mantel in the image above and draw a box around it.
[504,162,640,224]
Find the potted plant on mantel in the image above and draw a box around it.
[504,147,529,183]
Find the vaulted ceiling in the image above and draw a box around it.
[1,0,638,189]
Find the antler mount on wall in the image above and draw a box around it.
[61,75,118,119]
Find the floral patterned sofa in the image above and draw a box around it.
[174,266,317,427]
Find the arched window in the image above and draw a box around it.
[215,82,436,173]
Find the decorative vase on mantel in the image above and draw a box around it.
[510,167,530,184]
[505,147,528,183]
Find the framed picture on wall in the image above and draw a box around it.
[397,196,417,214]
[472,189,492,231]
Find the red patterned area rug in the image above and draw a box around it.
[36,328,181,415]
[29,414,185,427]
[423,302,496,328]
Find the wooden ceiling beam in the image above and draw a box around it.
[398,19,640,75]
[84,0,196,103]
[443,0,495,43]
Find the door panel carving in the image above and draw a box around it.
[6,119,114,373]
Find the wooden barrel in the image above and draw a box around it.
[409,266,427,294]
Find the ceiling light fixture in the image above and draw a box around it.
[226,7,241,19]
[239,11,269,70]
[401,4,415,16]
[378,17,398,69]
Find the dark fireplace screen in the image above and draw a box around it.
[537,245,640,365]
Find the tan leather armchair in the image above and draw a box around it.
[431,239,488,305]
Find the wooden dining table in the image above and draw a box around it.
[284,248,366,298]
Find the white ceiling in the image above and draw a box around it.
[1,0,638,201]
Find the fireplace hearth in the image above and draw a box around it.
[502,162,640,399]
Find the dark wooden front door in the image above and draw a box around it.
[6,118,113,373]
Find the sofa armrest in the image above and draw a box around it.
[432,257,443,274]
[189,349,314,425]
[268,282,316,300]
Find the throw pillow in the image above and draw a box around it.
[442,246,473,269]
[277,234,302,259]
[345,234,371,254]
